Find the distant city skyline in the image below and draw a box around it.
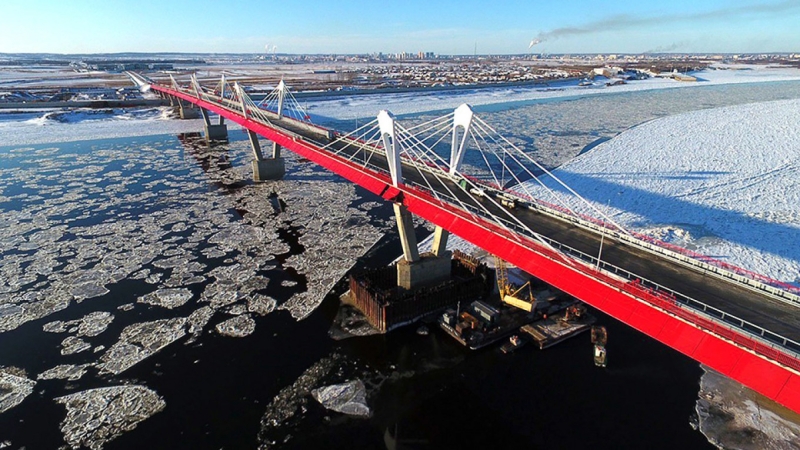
[1,0,799,55]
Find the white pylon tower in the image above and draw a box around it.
[449,104,474,175]
[276,79,287,119]
[378,110,403,187]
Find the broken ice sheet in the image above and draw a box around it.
[215,314,256,338]
[44,311,114,338]
[69,282,110,302]
[258,354,341,445]
[186,305,215,343]
[38,364,92,382]
[271,179,387,320]
[311,379,371,417]
[0,369,36,414]
[97,318,187,375]
[56,385,165,450]
[137,288,193,309]
[60,336,92,356]
[200,282,244,309]
[248,294,277,316]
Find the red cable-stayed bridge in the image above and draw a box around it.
[133,72,800,414]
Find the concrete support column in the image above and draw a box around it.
[249,130,285,181]
[393,208,453,291]
[252,159,286,181]
[248,130,264,160]
[176,100,200,119]
[204,123,228,141]
[393,204,420,263]
[200,107,227,140]
[200,107,211,126]
[272,142,281,159]
[431,226,449,257]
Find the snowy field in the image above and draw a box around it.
[517,98,800,287]
[0,66,128,89]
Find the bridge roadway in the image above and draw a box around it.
[277,112,800,348]
[148,83,800,412]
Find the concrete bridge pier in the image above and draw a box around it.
[248,130,285,181]
[395,206,452,291]
[200,107,228,141]
[175,99,200,119]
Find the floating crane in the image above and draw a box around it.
[494,255,537,312]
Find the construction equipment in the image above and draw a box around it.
[591,325,608,367]
[494,255,537,312]
[562,304,587,323]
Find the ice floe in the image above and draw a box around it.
[137,288,193,309]
[60,336,92,356]
[38,364,93,382]
[258,354,341,448]
[696,367,800,450]
[56,385,165,450]
[215,314,256,337]
[187,305,215,337]
[311,379,370,417]
[248,294,277,316]
[97,318,187,375]
[44,311,114,337]
[0,368,35,414]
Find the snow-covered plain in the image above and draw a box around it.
[517,98,800,287]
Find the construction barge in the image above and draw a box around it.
[342,249,595,353]
[343,250,494,333]
[438,295,594,351]
[438,255,595,351]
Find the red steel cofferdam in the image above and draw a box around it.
[141,72,800,414]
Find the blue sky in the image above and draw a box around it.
[1,0,798,54]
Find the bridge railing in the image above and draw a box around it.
[523,197,800,307]
[156,83,800,368]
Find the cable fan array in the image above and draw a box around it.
[256,80,311,122]
[307,107,630,269]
